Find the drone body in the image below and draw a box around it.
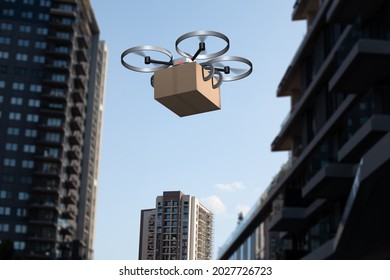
[121,31,253,117]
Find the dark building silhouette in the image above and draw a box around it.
[0,0,106,259]
[218,0,390,260]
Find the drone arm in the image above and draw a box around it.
[191,42,206,61]
[145,56,173,66]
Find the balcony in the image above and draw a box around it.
[292,0,320,20]
[49,7,76,18]
[32,185,60,194]
[49,18,75,31]
[338,115,390,163]
[41,91,68,102]
[302,163,355,198]
[67,146,82,160]
[68,131,83,146]
[268,207,305,232]
[74,76,86,90]
[61,205,77,219]
[66,160,81,174]
[73,89,86,104]
[70,117,84,131]
[329,40,390,93]
[64,174,80,190]
[63,189,79,205]
[77,36,90,49]
[76,48,88,62]
[30,200,60,211]
[43,77,70,88]
[327,0,386,23]
[71,103,85,118]
[74,62,87,76]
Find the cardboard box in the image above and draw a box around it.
[154,62,221,117]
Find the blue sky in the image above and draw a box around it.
[90,0,305,259]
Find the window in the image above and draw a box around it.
[12,82,25,90]
[52,74,66,82]
[14,241,26,251]
[0,224,10,232]
[53,60,67,67]
[38,13,49,21]
[14,67,27,76]
[21,160,34,169]
[17,39,29,47]
[2,174,15,183]
[0,51,10,59]
[21,11,33,19]
[45,132,61,142]
[0,23,12,31]
[35,41,47,49]
[40,0,51,7]
[16,208,28,217]
[33,55,45,64]
[26,114,39,122]
[5,143,18,151]
[0,207,11,216]
[7,127,20,135]
[16,53,28,61]
[9,112,22,120]
[10,97,23,105]
[3,9,15,16]
[20,176,32,185]
[50,88,65,96]
[0,81,5,88]
[56,32,70,39]
[23,0,35,4]
[3,158,16,167]
[0,95,3,102]
[36,27,48,35]
[31,69,44,78]
[0,190,12,199]
[47,118,62,127]
[28,99,40,107]
[19,25,32,33]
[30,84,42,93]
[25,129,37,138]
[23,145,36,153]
[15,224,28,233]
[18,192,29,201]
[0,36,11,45]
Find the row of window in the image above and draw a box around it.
[2,175,32,185]
[2,9,50,21]
[0,37,47,49]
[4,0,51,6]
[5,112,63,126]
[0,82,42,92]
[3,158,35,169]
[5,143,36,153]
[0,52,46,63]
[0,223,28,234]
[0,190,29,200]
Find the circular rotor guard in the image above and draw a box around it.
[207,56,253,82]
[176,30,230,60]
[121,45,173,73]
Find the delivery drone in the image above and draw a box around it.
[121,31,253,117]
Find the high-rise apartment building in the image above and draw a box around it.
[218,0,390,260]
[0,0,107,259]
[139,191,213,260]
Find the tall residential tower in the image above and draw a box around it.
[0,0,106,259]
[219,0,390,260]
[139,191,213,260]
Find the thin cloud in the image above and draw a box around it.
[201,195,226,215]
[215,182,246,192]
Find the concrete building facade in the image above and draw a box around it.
[218,0,390,260]
[139,191,213,260]
[0,0,106,259]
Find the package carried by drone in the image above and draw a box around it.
[154,62,220,117]
[121,31,253,117]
